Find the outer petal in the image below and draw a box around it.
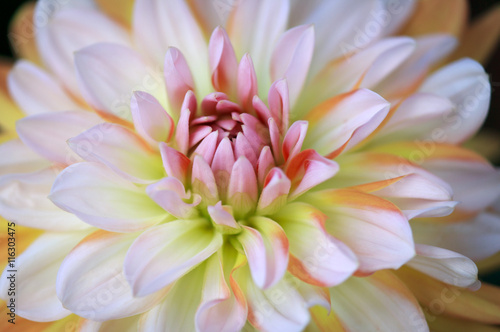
[75,43,166,122]
[271,25,315,107]
[133,0,210,96]
[124,219,223,296]
[419,58,491,144]
[304,89,390,158]
[57,231,167,321]
[407,244,480,289]
[0,168,91,231]
[308,189,415,273]
[0,231,91,322]
[8,60,82,116]
[35,3,131,94]
[274,203,359,287]
[16,110,103,165]
[0,139,50,176]
[69,123,164,183]
[330,271,428,331]
[50,162,167,232]
[236,217,289,289]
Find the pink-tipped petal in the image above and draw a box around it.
[234,133,258,168]
[131,91,175,144]
[257,168,291,216]
[256,146,276,188]
[228,157,258,218]
[282,120,308,162]
[159,143,191,185]
[211,138,235,202]
[16,110,102,165]
[237,217,289,289]
[195,254,247,332]
[192,155,219,206]
[207,202,240,234]
[268,79,290,133]
[164,47,195,115]
[209,27,238,96]
[237,54,258,111]
[193,131,219,165]
[274,203,359,287]
[146,177,200,219]
[286,149,339,199]
[68,123,164,183]
[175,107,191,154]
[271,25,315,107]
[268,118,283,165]
[124,219,223,297]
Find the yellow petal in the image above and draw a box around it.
[310,306,346,332]
[95,0,135,26]
[8,2,42,65]
[399,0,468,37]
[0,60,24,142]
[396,267,500,324]
[448,5,500,65]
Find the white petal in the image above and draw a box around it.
[57,231,166,321]
[8,60,82,115]
[0,168,91,231]
[16,110,103,165]
[124,219,223,296]
[75,43,166,122]
[408,244,480,289]
[50,162,167,232]
[0,230,91,321]
[0,139,50,176]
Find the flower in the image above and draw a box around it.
[1,0,500,331]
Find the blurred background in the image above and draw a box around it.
[0,0,498,286]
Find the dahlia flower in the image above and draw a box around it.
[1,0,500,331]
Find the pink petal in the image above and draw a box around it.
[68,123,164,183]
[207,202,240,233]
[271,24,315,107]
[257,168,291,215]
[282,120,308,162]
[268,118,283,164]
[8,60,82,115]
[164,47,195,115]
[211,137,235,202]
[75,43,165,122]
[234,133,258,168]
[56,230,167,321]
[274,203,359,287]
[195,254,248,332]
[175,107,191,155]
[268,79,290,133]
[228,157,258,218]
[240,113,270,153]
[159,143,191,185]
[190,126,213,147]
[237,54,258,111]
[16,110,102,165]
[193,131,219,165]
[256,146,275,188]
[124,219,223,296]
[146,177,201,219]
[50,162,166,232]
[209,27,238,97]
[286,149,339,199]
[131,91,175,144]
[192,155,219,206]
[237,217,289,289]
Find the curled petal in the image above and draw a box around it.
[146,177,200,219]
[257,168,291,216]
[268,79,290,133]
[159,143,191,185]
[207,202,240,234]
[282,120,308,162]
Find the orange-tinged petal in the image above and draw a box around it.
[310,306,346,332]
[396,267,500,325]
[448,5,500,65]
[399,0,468,37]
[95,0,135,26]
[8,2,42,65]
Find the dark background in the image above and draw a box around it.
[0,0,499,285]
